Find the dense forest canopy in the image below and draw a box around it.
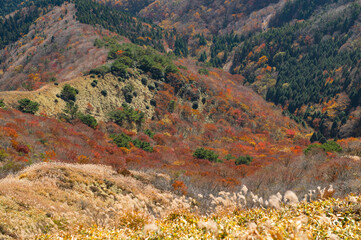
[0,0,66,50]
[0,0,25,16]
[231,2,361,139]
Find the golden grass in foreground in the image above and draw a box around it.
[0,163,192,239]
[39,196,361,239]
[0,162,360,239]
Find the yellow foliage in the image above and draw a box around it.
[221,137,234,143]
[161,117,172,125]
[216,51,225,59]
[258,56,268,65]
[305,133,313,138]
[192,109,200,115]
[209,71,220,78]
[76,155,90,164]
[335,67,343,72]
[193,12,201,19]
[28,73,40,81]
[120,147,130,154]
[163,132,171,137]
[240,103,250,112]
[172,160,185,166]
[14,65,23,73]
[239,136,254,144]
[325,77,334,85]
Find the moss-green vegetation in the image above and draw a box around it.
[144,129,155,138]
[0,99,5,108]
[78,113,98,129]
[112,133,153,152]
[17,98,39,114]
[59,101,79,122]
[235,155,253,166]
[198,68,209,75]
[193,148,222,163]
[304,141,342,154]
[60,84,79,102]
[167,100,176,113]
[132,139,153,152]
[94,39,179,81]
[109,103,145,127]
[89,65,111,77]
[112,133,132,148]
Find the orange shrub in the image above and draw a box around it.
[172,181,188,195]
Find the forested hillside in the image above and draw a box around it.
[0,0,191,91]
[229,1,361,139]
[161,0,361,140]
[0,0,361,238]
[0,0,65,50]
[98,0,283,35]
[0,0,26,16]
[96,0,155,14]
[0,37,309,185]
[75,0,167,52]
[0,2,113,91]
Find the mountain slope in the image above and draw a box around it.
[0,3,113,91]
[137,0,285,35]
[0,1,360,238]
[0,0,26,16]
[0,69,155,120]
[0,39,312,200]
[0,0,181,91]
[230,1,361,139]
[128,0,361,140]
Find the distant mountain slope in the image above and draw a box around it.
[94,0,285,35]
[269,0,355,27]
[0,0,66,50]
[138,0,283,35]
[0,3,360,238]
[75,0,171,52]
[0,0,25,16]
[0,0,180,91]
[96,0,155,14]
[0,3,113,91]
[148,0,360,139]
